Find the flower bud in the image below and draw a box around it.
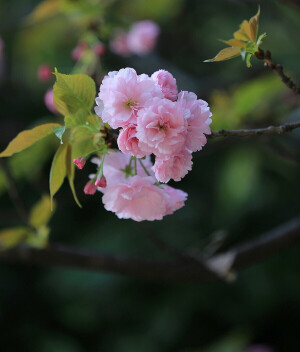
[95,175,107,188]
[84,180,97,195]
[38,64,52,82]
[73,157,86,169]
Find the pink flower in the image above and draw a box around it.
[73,157,86,169]
[178,91,212,152]
[72,41,88,61]
[151,70,178,101]
[93,42,106,57]
[117,125,148,158]
[37,64,52,82]
[84,180,97,195]
[95,176,107,188]
[162,185,188,215]
[44,89,58,115]
[95,68,162,129]
[92,151,154,186]
[153,149,193,183]
[102,176,167,221]
[127,20,160,55]
[136,98,187,156]
[109,31,131,57]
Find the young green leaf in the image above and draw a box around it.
[0,123,61,158]
[53,70,96,116]
[29,195,55,229]
[66,144,82,208]
[52,126,66,144]
[49,142,68,206]
[0,227,32,250]
[25,225,50,249]
[204,47,240,63]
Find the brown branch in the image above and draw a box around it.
[0,217,300,284]
[255,48,300,94]
[0,159,28,223]
[209,121,300,138]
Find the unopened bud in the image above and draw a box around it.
[84,180,97,195]
[95,175,107,188]
[73,157,86,169]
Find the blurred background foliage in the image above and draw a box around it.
[1,0,300,351]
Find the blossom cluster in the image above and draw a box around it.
[74,66,211,222]
[110,20,160,57]
[84,152,187,222]
[95,67,212,183]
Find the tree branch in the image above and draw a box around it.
[209,121,300,138]
[0,217,300,284]
[255,48,300,94]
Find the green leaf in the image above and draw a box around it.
[0,123,61,158]
[65,109,89,128]
[52,126,66,144]
[53,69,96,116]
[0,227,31,251]
[49,142,68,207]
[66,144,82,208]
[204,47,240,63]
[29,195,55,229]
[25,225,50,249]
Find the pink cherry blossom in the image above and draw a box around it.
[178,91,212,152]
[151,70,178,101]
[153,149,193,183]
[73,157,86,169]
[44,89,58,115]
[136,98,187,156]
[84,180,97,195]
[127,20,160,55]
[93,42,106,57]
[117,125,148,158]
[109,31,131,57]
[102,176,167,221]
[37,64,52,82]
[92,151,154,186]
[95,68,162,129]
[162,185,188,215]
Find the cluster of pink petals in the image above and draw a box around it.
[110,20,159,57]
[72,41,106,61]
[95,67,212,183]
[91,152,187,222]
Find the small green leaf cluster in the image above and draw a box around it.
[204,7,266,67]
[0,70,107,210]
[0,195,54,250]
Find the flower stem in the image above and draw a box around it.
[133,157,137,175]
[138,159,151,176]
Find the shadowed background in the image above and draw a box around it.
[1,0,300,351]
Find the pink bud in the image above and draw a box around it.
[38,64,52,82]
[44,89,58,115]
[84,180,97,195]
[95,176,107,188]
[93,43,106,57]
[73,157,86,169]
[71,41,88,61]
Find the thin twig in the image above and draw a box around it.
[0,159,28,223]
[209,121,300,138]
[255,48,300,94]
[0,217,300,283]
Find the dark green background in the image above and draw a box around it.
[1,0,300,351]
